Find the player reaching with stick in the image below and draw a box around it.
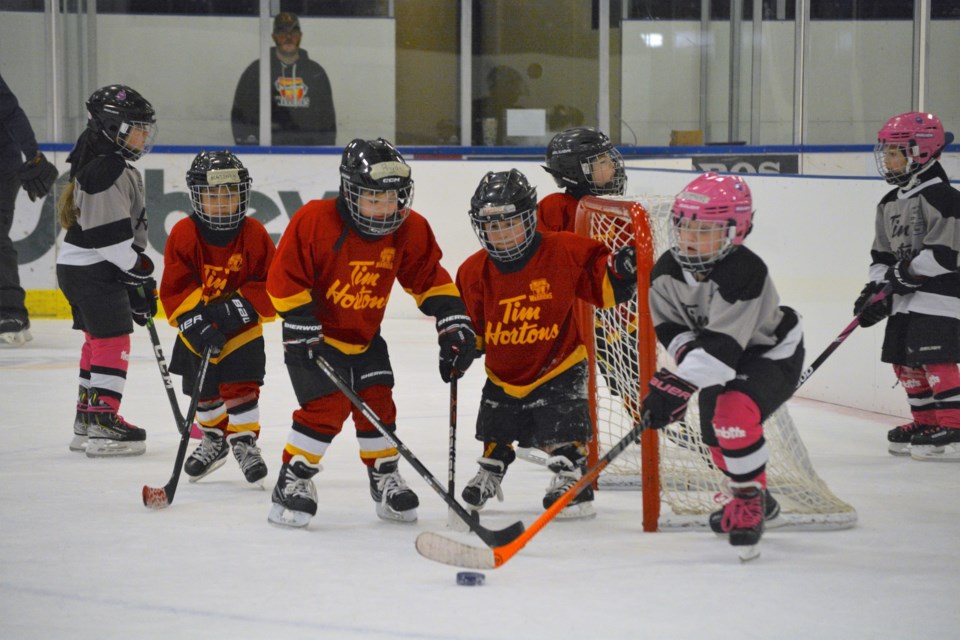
[265,137,477,528]
[853,112,960,461]
[642,173,804,559]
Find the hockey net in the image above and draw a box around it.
[574,195,857,532]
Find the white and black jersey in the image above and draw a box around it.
[57,153,147,272]
[649,246,803,391]
[869,162,960,365]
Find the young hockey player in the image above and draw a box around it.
[456,169,638,520]
[853,112,960,461]
[266,137,477,528]
[538,126,627,233]
[642,172,804,557]
[159,150,276,484]
[56,85,158,457]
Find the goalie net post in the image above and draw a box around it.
[574,194,857,533]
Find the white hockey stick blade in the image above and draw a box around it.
[415,531,496,570]
[516,447,549,466]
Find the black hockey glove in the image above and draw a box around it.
[436,313,478,383]
[128,283,158,327]
[17,152,59,202]
[282,311,324,368]
[118,253,155,288]
[643,369,697,430]
[178,309,226,354]
[885,260,926,296]
[853,281,892,328]
[609,246,638,280]
[206,296,257,335]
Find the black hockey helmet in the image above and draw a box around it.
[85,84,157,160]
[468,169,538,262]
[339,137,414,238]
[543,127,626,198]
[186,150,252,231]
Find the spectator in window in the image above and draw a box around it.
[231,12,337,146]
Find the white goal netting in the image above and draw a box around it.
[577,195,857,531]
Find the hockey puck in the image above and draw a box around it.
[456,571,485,586]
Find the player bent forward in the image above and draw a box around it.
[265,138,477,528]
[456,169,638,520]
[642,173,804,554]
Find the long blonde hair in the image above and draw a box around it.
[58,180,80,230]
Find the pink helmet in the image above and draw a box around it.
[875,112,950,186]
[670,172,753,271]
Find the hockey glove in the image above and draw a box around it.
[17,152,59,202]
[128,283,158,327]
[643,368,697,430]
[178,309,226,354]
[282,312,324,368]
[853,281,892,328]
[609,246,638,280]
[436,313,478,383]
[118,253,155,288]
[206,296,257,335]
[885,260,926,296]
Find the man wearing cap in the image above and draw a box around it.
[231,12,337,146]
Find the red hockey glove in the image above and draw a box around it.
[643,369,697,430]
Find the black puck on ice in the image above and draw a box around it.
[456,571,485,586]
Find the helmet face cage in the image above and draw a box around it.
[874,112,946,187]
[579,147,627,196]
[668,173,753,272]
[340,138,414,237]
[546,127,626,196]
[186,151,251,231]
[86,85,157,161]
[468,170,538,262]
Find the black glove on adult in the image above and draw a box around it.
[436,312,478,383]
[282,311,324,368]
[128,283,158,327]
[643,368,697,430]
[17,152,59,202]
[178,309,226,354]
[853,281,892,328]
[206,296,257,334]
[885,260,925,296]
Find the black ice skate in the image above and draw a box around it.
[185,428,229,481]
[70,386,89,453]
[229,432,268,484]
[0,318,32,346]
[909,426,960,462]
[462,446,515,511]
[84,392,146,457]
[368,455,419,523]
[268,456,320,528]
[887,422,932,456]
[542,445,595,520]
[721,482,765,561]
[710,488,780,534]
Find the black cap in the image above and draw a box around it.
[273,12,300,33]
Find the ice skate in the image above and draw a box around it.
[229,432,269,484]
[368,455,419,523]
[709,486,781,534]
[909,426,960,462]
[84,392,146,457]
[69,386,89,453]
[0,318,32,346]
[268,456,320,528]
[542,445,595,520]
[720,482,765,561]
[462,446,515,511]
[184,428,229,481]
[887,422,930,456]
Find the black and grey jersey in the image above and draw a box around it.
[649,246,803,389]
[57,153,147,272]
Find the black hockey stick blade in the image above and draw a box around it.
[314,354,525,547]
[142,346,215,509]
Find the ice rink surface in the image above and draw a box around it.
[1,319,958,639]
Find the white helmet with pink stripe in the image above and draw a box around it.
[669,172,753,272]
[875,112,953,187]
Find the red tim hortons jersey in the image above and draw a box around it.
[537,191,580,233]
[456,231,619,397]
[267,199,462,353]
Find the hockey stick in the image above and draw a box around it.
[142,345,215,509]
[315,354,524,547]
[445,377,465,529]
[416,414,653,569]
[796,284,892,389]
[139,285,189,436]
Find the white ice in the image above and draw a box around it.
[1,319,958,639]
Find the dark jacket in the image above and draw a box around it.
[0,74,39,174]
